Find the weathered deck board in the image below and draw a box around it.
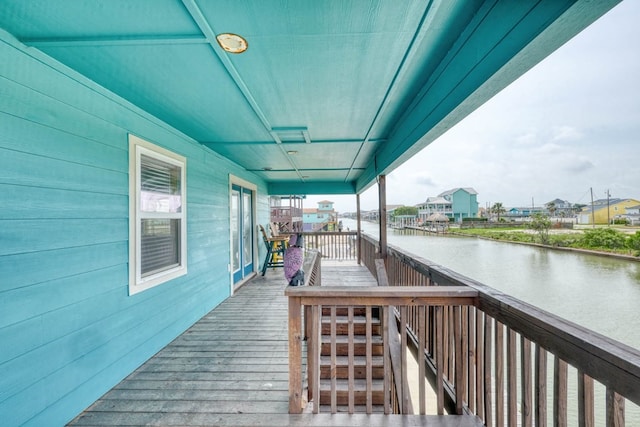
[68,264,482,426]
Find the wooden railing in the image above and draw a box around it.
[301,231,358,261]
[286,284,478,414]
[359,233,640,426]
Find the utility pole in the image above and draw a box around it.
[590,187,595,228]
[606,189,611,226]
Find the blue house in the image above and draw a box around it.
[0,1,621,425]
[303,200,337,231]
[438,188,479,222]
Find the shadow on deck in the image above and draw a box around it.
[68,264,478,426]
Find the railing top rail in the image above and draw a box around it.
[301,231,358,236]
[285,285,477,307]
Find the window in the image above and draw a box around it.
[129,135,187,295]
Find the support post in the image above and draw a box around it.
[357,193,362,265]
[378,174,387,259]
[288,296,303,413]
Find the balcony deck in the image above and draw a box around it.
[67,263,479,427]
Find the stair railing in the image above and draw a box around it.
[286,284,478,414]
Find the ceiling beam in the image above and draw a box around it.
[268,181,357,196]
[23,35,207,47]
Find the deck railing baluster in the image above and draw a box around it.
[522,336,533,427]
[495,320,505,426]
[535,345,548,427]
[554,357,568,427]
[578,370,594,427]
[507,327,518,426]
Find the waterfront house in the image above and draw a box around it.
[1,1,637,426]
[506,206,545,220]
[302,201,337,231]
[418,188,479,223]
[577,198,640,224]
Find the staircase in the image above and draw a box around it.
[316,306,386,413]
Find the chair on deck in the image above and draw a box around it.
[259,224,289,276]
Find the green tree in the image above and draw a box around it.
[392,206,418,217]
[529,213,551,244]
[545,201,557,217]
[490,202,506,222]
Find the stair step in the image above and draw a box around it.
[317,405,386,413]
[321,316,381,335]
[319,379,385,405]
[321,335,383,356]
[321,306,380,317]
[319,356,384,379]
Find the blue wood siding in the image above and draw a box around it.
[0,32,268,426]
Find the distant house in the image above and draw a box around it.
[578,198,640,224]
[506,206,545,218]
[545,198,574,216]
[303,200,337,231]
[418,188,478,223]
[624,205,640,225]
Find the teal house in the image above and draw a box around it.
[438,188,479,221]
[302,200,337,232]
[0,1,622,425]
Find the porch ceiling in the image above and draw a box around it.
[0,0,619,195]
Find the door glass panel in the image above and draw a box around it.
[231,189,240,273]
[243,191,252,268]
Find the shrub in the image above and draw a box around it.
[627,231,640,251]
[581,228,627,249]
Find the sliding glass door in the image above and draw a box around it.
[231,184,254,283]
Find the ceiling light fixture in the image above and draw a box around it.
[216,33,248,54]
[287,150,298,155]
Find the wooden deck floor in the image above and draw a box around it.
[68,263,480,427]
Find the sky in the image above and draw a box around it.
[306,0,640,214]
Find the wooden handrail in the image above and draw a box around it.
[285,286,478,306]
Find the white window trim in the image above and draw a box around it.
[129,134,187,295]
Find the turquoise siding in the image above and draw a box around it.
[0,32,268,426]
[450,190,479,221]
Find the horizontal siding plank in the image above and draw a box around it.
[0,147,127,194]
[0,183,127,220]
[0,109,126,168]
[0,242,127,291]
[0,218,128,256]
[1,265,127,328]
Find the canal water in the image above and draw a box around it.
[345,219,640,422]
